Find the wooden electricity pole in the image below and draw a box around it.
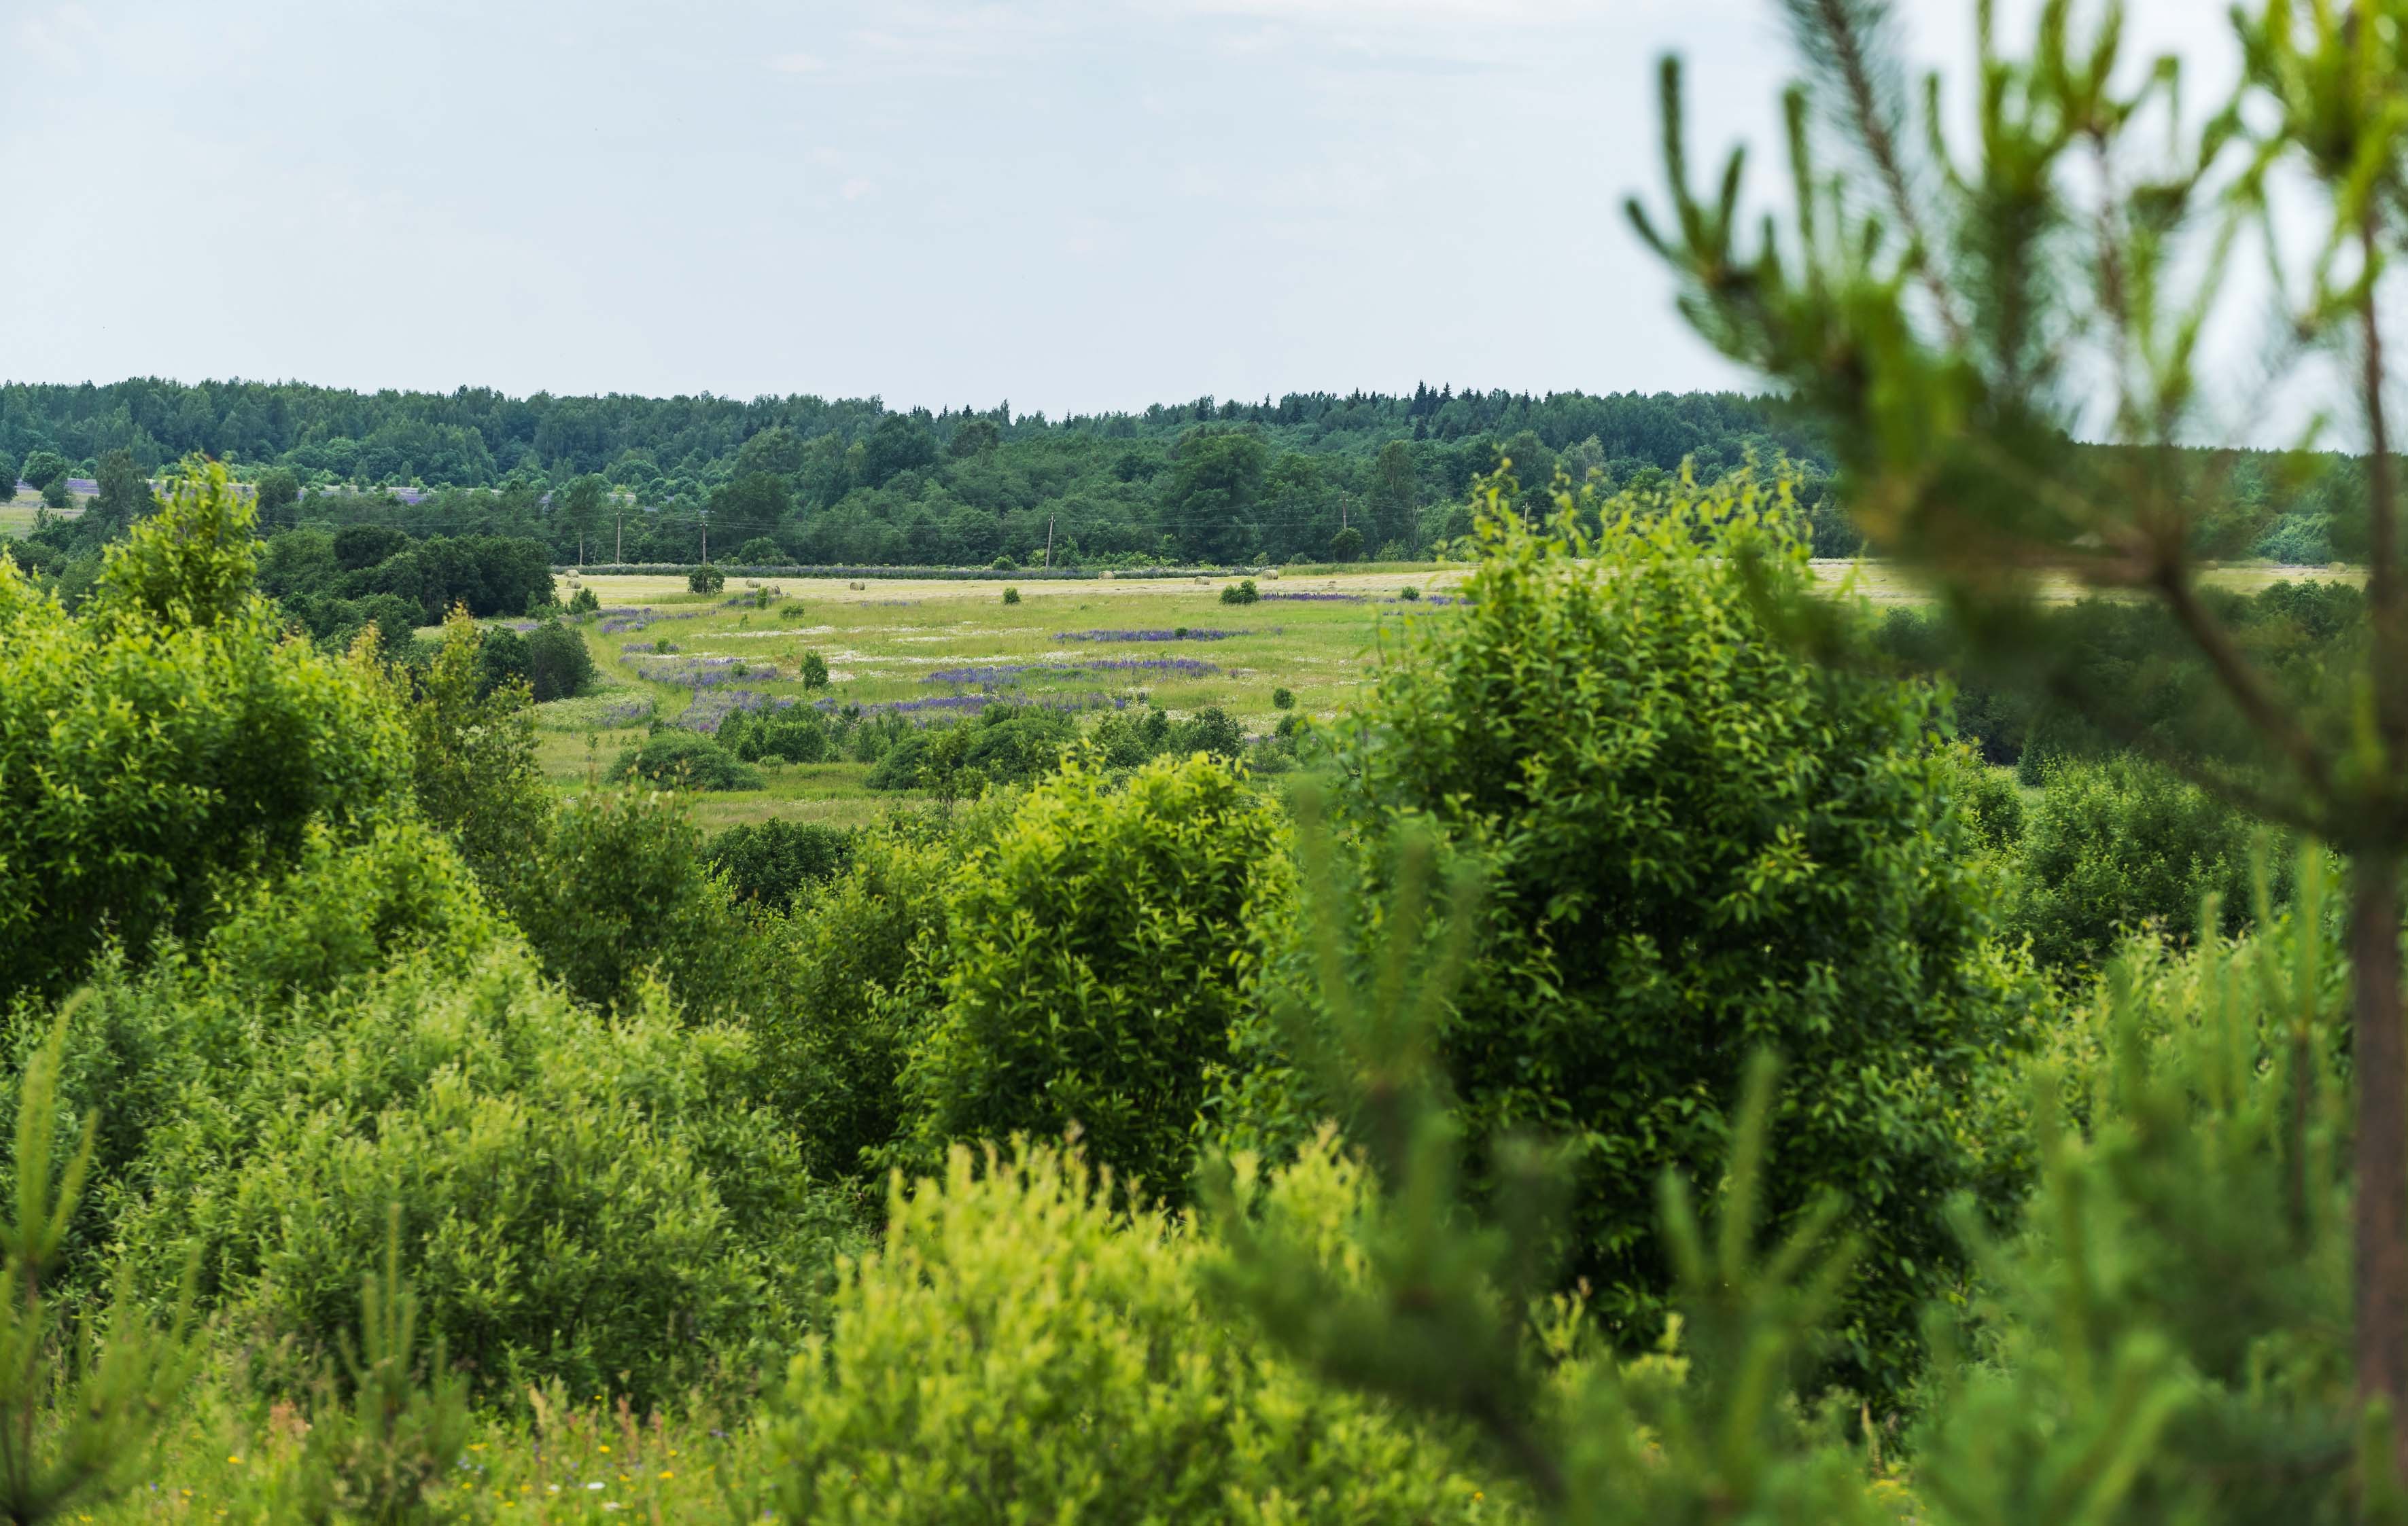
[1045,513,1055,570]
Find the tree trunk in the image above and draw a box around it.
[2353,849,2408,1463]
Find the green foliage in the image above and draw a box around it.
[1221,576,1260,604]
[889,753,1289,1203]
[398,607,551,883]
[0,1014,193,1525]
[760,1139,1498,1525]
[287,1209,472,1525]
[702,819,856,908]
[736,535,783,564]
[37,478,71,511]
[687,563,725,595]
[565,584,599,616]
[1329,525,1365,562]
[0,459,410,1006]
[610,730,761,790]
[522,618,593,701]
[1272,686,1295,709]
[1000,585,1019,605]
[752,832,958,1182]
[1252,478,2029,1400]
[865,705,1080,795]
[253,465,300,522]
[798,648,829,688]
[720,705,830,764]
[18,450,69,492]
[114,942,853,1407]
[498,787,754,1014]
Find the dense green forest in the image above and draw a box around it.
[0,378,1836,565]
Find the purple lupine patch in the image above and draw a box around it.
[1260,591,1366,602]
[1053,628,1236,642]
[677,688,799,733]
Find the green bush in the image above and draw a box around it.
[799,649,830,688]
[566,584,600,616]
[1234,481,2031,1401]
[0,459,410,1006]
[1000,586,1020,605]
[610,730,762,790]
[2006,755,2288,975]
[1220,578,1260,605]
[865,706,1079,794]
[523,618,594,701]
[114,942,855,1406]
[688,563,726,594]
[736,537,784,564]
[762,1140,1497,1525]
[1272,686,1295,709]
[498,787,754,1015]
[889,753,1289,1203]
[400,609,552,884]
[751,833,958,1182]
[703,818,857,908]
[721,705,830,764]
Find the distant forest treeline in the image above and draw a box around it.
[0,377,2361,566]
[0,378,1835,565]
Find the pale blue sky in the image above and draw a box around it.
[3,1,2232,416]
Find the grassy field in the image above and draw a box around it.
[536,567,1469,829]
[533,559,2367,830]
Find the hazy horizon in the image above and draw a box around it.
[5,2,2238,418]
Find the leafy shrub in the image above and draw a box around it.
[799,649,829,688]
[2252,512,2334,565]
[1220,578,1259,605]
[722,705,830,764]
[523,618,594,701]
[1000,586,1020,605]
[2006,755,2287,975]
[762,1140,1495,1525]
[1329,526,1363,562]
[472,622,531,695]
[1271,686,1295,709]
[498,787,754,1014]
[736,536,784,564]
[610,730,761,790]
[1399,584,1420,600]
[1236,481,2030,1400]
[865,705,1079,794]
[115,944,855,1406]
[703,819,857,908]
[0,460,409,1006]
[566,585,599,616]
[688,563,726,594]
[889,753,1289,1203]
[752,834,959,1181]
[400,609,551,883]
[1166,705,1245,761]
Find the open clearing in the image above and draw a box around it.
[534,560,2362,830]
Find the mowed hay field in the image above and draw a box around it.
[530,567,1471,830]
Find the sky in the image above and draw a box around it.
[3,1,2239,417]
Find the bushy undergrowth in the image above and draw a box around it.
[610,729,762,790]
[888,753,1290,1202]
[763,1139,1503,1525]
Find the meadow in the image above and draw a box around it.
[531,566,1470,828]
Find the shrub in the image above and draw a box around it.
[523,618,594,701]
[1272,686,1295,709]
[1001,586,1020,605]
[400,609,551,883]
[1166,705,1245,761]
[889,753,1289,1203]
[799,649,830,688]
[688,563,726,594]
[566,585,599,616]
[1220,578,1259,605]
[762,1140,1495,1525]
[2006,755,2288,975]
[0,460,409,1006]
[1234,480,2031,1401]
[703,819,857,908]
[736,537,784,565]
[752,834,958,1181]
[610,730,761,791]
[115,944,856,1406]
[498,787,755,1014]
[721,706,830,764]
[1399,584,1420,600]
[472,622,531,695]
[1329,526,1364,562]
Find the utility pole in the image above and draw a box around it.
[615,512,622,563]
[700,510,710,565]
[1044,513,1055,570]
